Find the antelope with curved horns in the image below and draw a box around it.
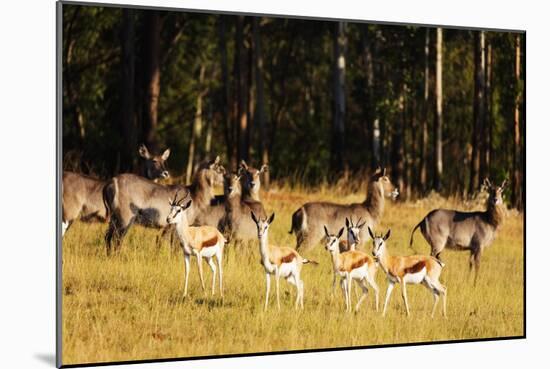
[289,167,399,252]
[370,227,447,317]
[345,216,367,251]
[324,226,379,312]
[166,195,226,298]
[250,212,317,311]
[409,177,508,284]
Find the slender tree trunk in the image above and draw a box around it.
[204,103,213,157]
[186,65,206,183]
[247,31,255,163]
[362,25,379,168]
[253,18,270,188]
[235,16,249,163]
[470,31,485,194]
[120,9,136,173]
[485,40,493,179]
[433,28,443,192]
[512,34,522,209]
[217,16,235,168]
[143,11,161,151]
[331,22,347,174]
[420,28,430,193]
[392,84,406,197]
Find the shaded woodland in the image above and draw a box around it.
[61,5,525,208]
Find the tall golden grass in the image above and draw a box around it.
[61,186,524,365]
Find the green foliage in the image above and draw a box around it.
[62,5,524,200]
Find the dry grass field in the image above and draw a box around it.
[61,185,524,365]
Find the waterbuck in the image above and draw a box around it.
[191,164,263,231]
[238,160,268,201]
[61,144,171,237]
[409,178,508,284]
[223,173,266,243]
[289,167,399,251]
[104,156,225,254]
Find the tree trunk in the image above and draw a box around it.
[392,84,406,198]
[186,65,206,183]
[331,22,347,174]
[420,28,430,193]
[253,18,270,188]
[470,31,485,194]
[512,34,522,209]
[433,28,443,192]
[235,16,249,163]
[362,25,379,168]
[484,40,493,179]
[119,9,136,173]
[217,16,235,168]
[143,11,161,151]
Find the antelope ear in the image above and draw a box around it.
[268,213,275,225]
[383,229,391,241]
[138,144,151,159]
[161,148,171,161]
[368,227,375,240]
[345,218,350,228]
[240,160,248,170]
[250,211,258,224]
[358,220,366,229]
[500,178,509,189]
[337,227,345,239]
[183,200,192,210]
[324,226,330,238]
[168,198,173,205]
[260,164,269,173]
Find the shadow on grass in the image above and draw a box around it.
[167,293,232,309]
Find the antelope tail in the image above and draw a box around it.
[289,207,306,234]
[434,258,446,268]
[102,179,117,222]
[302,258,318,266]
[409,219,423,249]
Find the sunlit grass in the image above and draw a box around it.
[62,186,524,365]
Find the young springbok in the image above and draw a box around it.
[370,227,447,318]
[250,212,317,310]
[166,195,225,298]
[344,216,367,251]
[324,226,379,312]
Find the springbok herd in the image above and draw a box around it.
[62,145,508,317]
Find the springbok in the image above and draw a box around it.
[409,178,507,284]
[344,216,367,252]
[289,167,398,251]
[251,212,317,310]
[61,144,170,237]
[104,156,225,254]
[166,196,225,298]
[324,226,379,312]
[223,173,266,243]
[238,160,268,201]
[370,227,447,317]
